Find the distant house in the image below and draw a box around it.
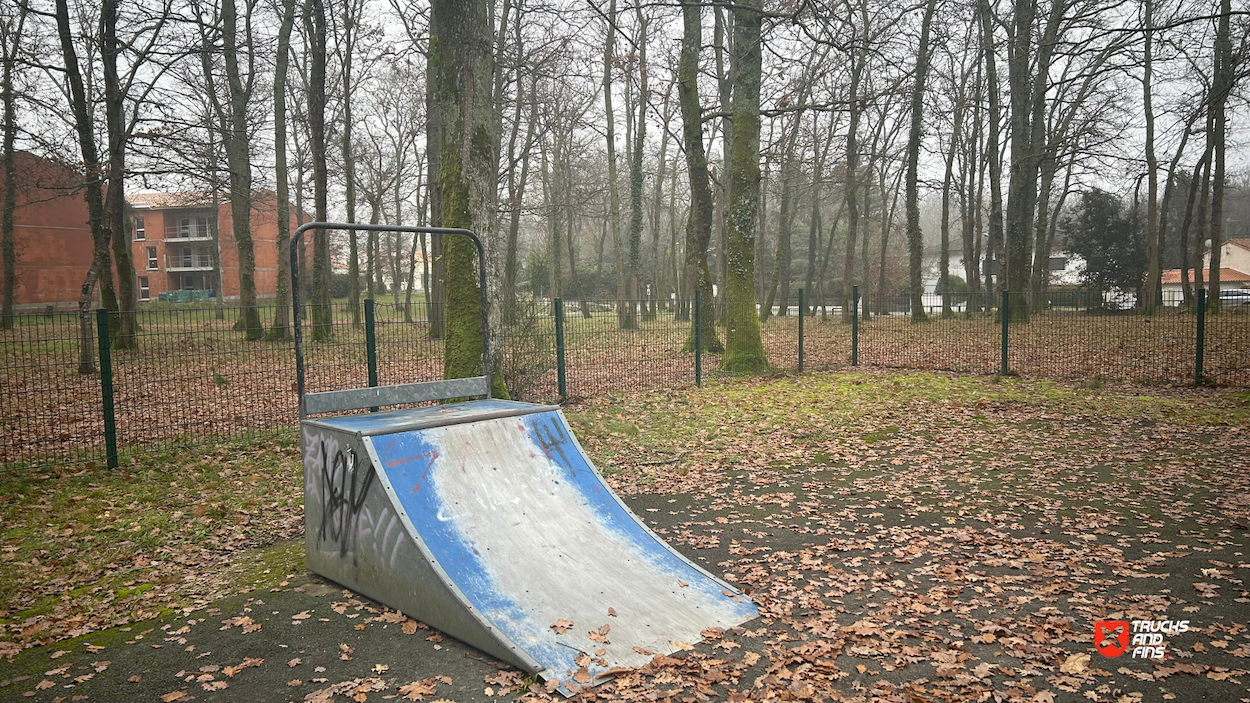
[127,191,299,303]
[1160,239,1250,304]
[2,150,300,310]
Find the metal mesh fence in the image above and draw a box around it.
[557,300,690,401]
[2,289,1247,471]
[0,311,103,468]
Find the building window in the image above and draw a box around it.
[134,216,145,240]
[147,246,158,270]
[138,276,149,301]
[182,274,196,290]
[181,246,193,267]
[197,245,213,268]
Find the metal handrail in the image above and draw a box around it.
[290,222,491,418]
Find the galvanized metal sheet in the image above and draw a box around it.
[302,400,757,694]
[303,376,489,415]
[305,398,554,437]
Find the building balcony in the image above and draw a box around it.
[164,224,214,242]
[165,253,215,272]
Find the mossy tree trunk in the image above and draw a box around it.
[721,0,767,374]
[678,4,722,353]
[431,0,507,398]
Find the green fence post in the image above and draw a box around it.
[1195,289,1206,386]
[1000,290,1009,377]
[851,285,859,366]
[365,298,378,411]
[95,309,118,469]
[554,298,567,402]
[797,288,804,373]
[694,289,702,387]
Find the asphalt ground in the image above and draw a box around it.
[0,481,1247,703]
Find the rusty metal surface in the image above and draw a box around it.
[301,400,758,694]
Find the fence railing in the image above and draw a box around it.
[1,288,1246,471]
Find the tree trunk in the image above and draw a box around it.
[219,0,262,339]
[841,9,867,324]
[503,73,536,324]
[623,4,648,330]
[0,2,24,330]
[1142,0,1159,313]
[601,0,624,329]
[55,0,110,374]
[940,94,966,318]
[341,0,361,326]
[304,0,332,341]
[268,0,296,341]
[1206,0,1231,313]
[1178,148,1210,308]
[904,0,938,322]
[431,0,507,396]
[978,0,1004,295]
[678,3,721,352]
[721,0,767,373]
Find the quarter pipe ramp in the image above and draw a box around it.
[301,399,758,691]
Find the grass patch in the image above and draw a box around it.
[0,435,303,651]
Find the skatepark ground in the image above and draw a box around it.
[1,371,1249,702]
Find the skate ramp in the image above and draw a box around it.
[301,400,757,692]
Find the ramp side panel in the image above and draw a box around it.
[301,424,531,668]
[374,411,757,685]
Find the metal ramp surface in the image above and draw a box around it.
[301,399,758,692]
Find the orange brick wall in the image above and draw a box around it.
[4,153,95,309]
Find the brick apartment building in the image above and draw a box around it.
[3,151,300,310]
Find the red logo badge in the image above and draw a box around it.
[1095,621,1129,657]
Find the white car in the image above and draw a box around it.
[1219,289,1250,307]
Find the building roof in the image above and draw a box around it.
[127,191,218,209]
[1161,268,1250,284]
[1225,238,1250,252]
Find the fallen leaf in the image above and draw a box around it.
[1060,653,1091,674]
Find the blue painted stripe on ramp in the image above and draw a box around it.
[372,410,757,685]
